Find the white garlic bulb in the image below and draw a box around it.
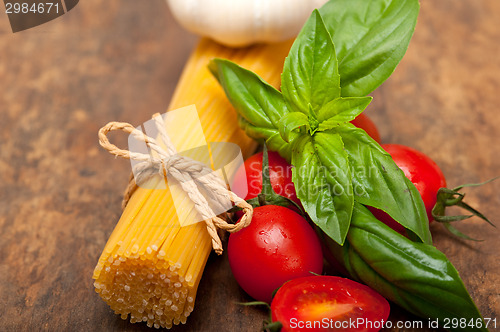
[166,0,329,47]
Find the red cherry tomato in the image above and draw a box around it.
[231,150,300,206]
[351,113,381,143]
[370,144,447,233]
[228,205,323,303]
[271,276,390,332]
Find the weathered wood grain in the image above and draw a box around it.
[0,0,498,331]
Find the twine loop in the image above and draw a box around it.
[98,113,253,255]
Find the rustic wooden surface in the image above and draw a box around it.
[0,1,499,331]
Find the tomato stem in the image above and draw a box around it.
[236,301,270,309]
[263,321,283,332]
[432,176,498,240]
[235,300,282,332]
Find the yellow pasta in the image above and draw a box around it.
[93,37,292,329]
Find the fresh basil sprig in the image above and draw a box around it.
[320,203,488,332]
[210,7,431,246]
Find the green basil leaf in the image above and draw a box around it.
[321,203,487,332]
[317,96,372,131]
[291,132,353,245]
[281,10,340,114]
[319,0,419,96]
[209,58,296,160]
[278,112,309,143]
[209,58,288,129]
[237,116,294,161]
[336,124,432,244]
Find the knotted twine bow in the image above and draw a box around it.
[98,113,253,255]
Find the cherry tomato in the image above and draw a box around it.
[231,150,300,206]
[271,276,390,332]
[228,205,323,303]
[370,144,447,233]
[351,113,381,143]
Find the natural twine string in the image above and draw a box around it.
[98,113,253,255]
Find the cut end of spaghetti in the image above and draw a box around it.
[93,251,202,329]
[92,176,212,329]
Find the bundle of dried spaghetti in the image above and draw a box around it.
[92,38,292,329]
